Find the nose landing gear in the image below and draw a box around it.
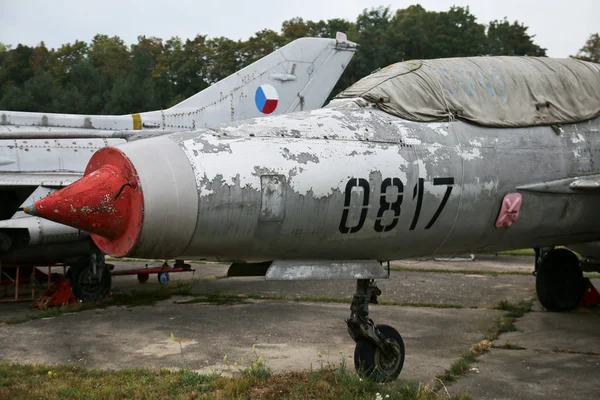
[346,279,405,382]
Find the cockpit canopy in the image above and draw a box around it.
[337,56,600,127]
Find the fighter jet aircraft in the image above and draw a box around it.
[0,34,357,299]
[25,56,600,381]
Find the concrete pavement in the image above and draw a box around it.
[0,255,598,399]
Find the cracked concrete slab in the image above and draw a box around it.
[1,256,598,400]
[391,254,535,273]
[496,307,600,354]
[190,272,536,308]
[0,300,500,385]
[448,349,600,400]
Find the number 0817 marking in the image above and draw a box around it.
[339,177,454,234]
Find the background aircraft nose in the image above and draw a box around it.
[25,147,145,257]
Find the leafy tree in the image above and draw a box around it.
[63,61,104,114]
[132,36,171,109]
[88,34,131,86]
[0,85,33,111]
[572,33,600,63]
[52,40,89,84]
[0,71,58,112]
[105,45,163,114]
[29,42,52,73]
[0,44,35,90]
[281,17,311,42]
[242,29,284,64]
[171,35,211,104]
[319,18,354,39]
[161,36,186,106]
[350,7,394,80]
[432,6,487,58]
[206,37,243,84]
[486,18,546,56]
[0,5,549,113]
[23,71,61,111]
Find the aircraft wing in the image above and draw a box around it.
[517,174,600,194]
[0,173,81,187]
[0,125,134,139]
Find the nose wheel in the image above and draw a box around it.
[346,279,405,382]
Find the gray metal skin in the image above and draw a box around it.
[0,36,357,263]
[114,98,600,263]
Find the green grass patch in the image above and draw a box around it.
[0,362,469,400]
[390,266,531,276]
[492,341,525,350]
[437,298,534,388]
[176,291,464,309]
[437,345,487,385]
[483,299,534,341]
[496,249,536,256]
[438,356,472,383]
[495,299,533,318]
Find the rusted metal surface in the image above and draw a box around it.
[0,265,65,303]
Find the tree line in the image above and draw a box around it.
[1,5,590,116]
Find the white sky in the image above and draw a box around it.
[0,0,597,57]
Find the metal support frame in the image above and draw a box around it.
[0,263,66,303]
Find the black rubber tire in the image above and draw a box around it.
[137,273,150,283]
[69,258,111,301]
[354,324,405,382]
[536,248,585,311]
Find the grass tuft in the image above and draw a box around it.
[492,341,525,350]
[0,362,469,400]
[437,299,534,388]
[1,283,196,325]
[389,266,531,276]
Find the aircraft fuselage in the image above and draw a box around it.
[51,99,599,261]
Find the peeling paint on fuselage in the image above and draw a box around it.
[132,98,600,261]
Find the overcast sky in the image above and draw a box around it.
[0,0,597,58]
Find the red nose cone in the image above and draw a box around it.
[25,147,144,257]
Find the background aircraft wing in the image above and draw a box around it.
[0,173,81,186]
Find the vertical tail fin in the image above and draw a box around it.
[148,35,357,129]
[0,35,357,133]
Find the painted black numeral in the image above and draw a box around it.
[339,178,370,234]
[409,178,424,230]
[374,178,403,232]
[339,176,454,234]
[424,177,454,229]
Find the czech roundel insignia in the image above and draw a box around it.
[255,84,279,114]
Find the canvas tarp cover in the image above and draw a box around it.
[337,57,600,127]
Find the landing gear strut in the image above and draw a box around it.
[68,250,111,301]
[346,279,405,382]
